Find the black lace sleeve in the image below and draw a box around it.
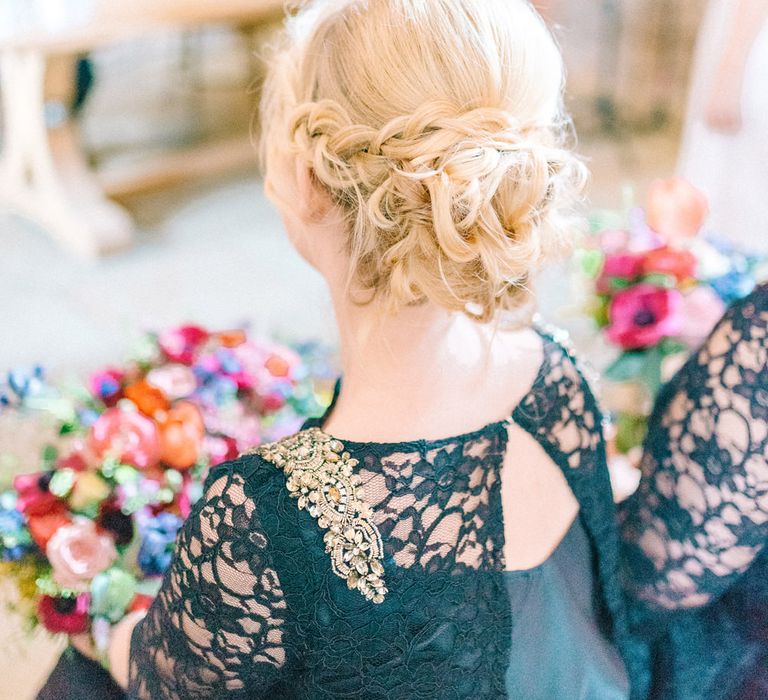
[127,459,289,699]
[620,285,768,611]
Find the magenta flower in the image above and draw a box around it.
[88,368,124,406]
[597,253,646,294]
[158,325,209,365]
[607,284,683,350]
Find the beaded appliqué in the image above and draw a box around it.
[247,428,387,604]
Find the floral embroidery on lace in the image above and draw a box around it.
[247,428,387,603]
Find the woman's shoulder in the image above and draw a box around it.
[190,433,315,548]
[657,282,767,404]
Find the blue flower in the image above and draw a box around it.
[195,374,238,406]
[709,271,756,305]
[0,497,32,561]
[137,512,183,576]
[216,349,241,374]
[1,366,47,408]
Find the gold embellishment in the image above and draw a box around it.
[246,428,387,604]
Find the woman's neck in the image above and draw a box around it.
[321,275,541,442]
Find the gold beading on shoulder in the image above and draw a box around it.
[245,428,387,604]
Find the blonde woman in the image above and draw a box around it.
[114,1,630,697]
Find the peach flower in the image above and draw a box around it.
[646,178,709,243]
[47,519,117,591]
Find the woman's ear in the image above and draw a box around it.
[295,160,335,224]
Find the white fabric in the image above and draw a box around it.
[678,0,768,253]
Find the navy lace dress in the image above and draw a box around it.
[620,284,768,700]
[128,329,631,699]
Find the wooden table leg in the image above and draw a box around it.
[0,50,134,257]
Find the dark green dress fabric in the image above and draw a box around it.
[127,329,631,699]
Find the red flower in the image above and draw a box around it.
[158,325,209,365]
[596,253,645,294]
[56,450,89,473]
[13,473,61,516]
[128,593,155,613]
[88,408,161,470]
[642,247,697,283]
[26,506,72,551]
[38,594,90,634]
[607,284,683,350]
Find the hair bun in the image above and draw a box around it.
[262,0,586,321]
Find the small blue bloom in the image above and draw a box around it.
[216,349,241,374]
[138,512,183,576]
[709,271,756,305]
[195,375,238,406]
[0,499,32,561]
[77,407,101,428]
[1,366,48,408]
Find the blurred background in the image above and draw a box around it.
[0,0,710,696]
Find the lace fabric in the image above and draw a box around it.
[128,329,629,699]
[127,467,290,698]
[620,284,768,611]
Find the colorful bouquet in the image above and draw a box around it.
[581,178,764,455]
[0,325,335,651]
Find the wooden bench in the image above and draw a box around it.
[0,0,285,257]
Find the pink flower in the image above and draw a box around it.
[88,368,125,406]
[679,286,726,347]
[158,325,209,365]
[88,407,161,470]
[203,435,239,467]
[597,253,645,294]
[607,284,683,350]
[146,364,197,400]
[38,594,90,634]
[598,229,631,254]
[646,178,709,243]
[47,519,117,591]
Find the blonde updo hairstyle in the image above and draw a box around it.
[261,0,586,322]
